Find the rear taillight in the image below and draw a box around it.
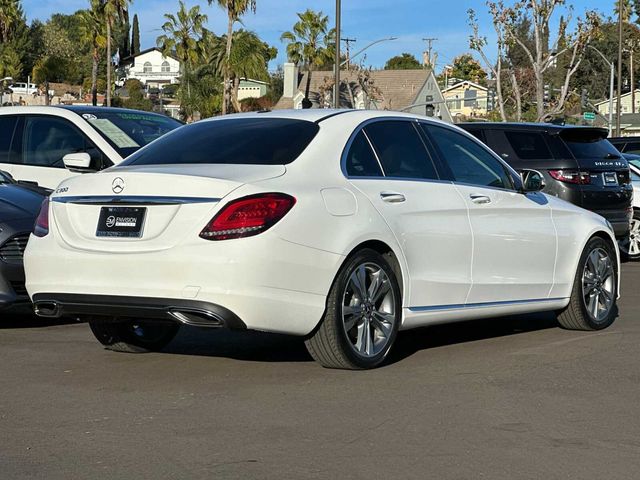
[33,197,50,237]
[549,169,591,185]
[200,193,296,241]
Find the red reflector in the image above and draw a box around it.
[33,197,50,238]
[548,169,591,185]
[200,193,296,241]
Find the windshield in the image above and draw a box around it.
[79,111,182,158]
[121,118,320,166]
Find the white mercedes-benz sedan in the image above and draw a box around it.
[24,110,620,369]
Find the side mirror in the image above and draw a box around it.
[63,152,93,172]
[520,169,546,193]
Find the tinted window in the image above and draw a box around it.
[564,138,621,159]
[79,110,182,157]
[623,142,640,155]
[364,121,438,180]
[0,116,18,164]
[345,131,383,177]
[464,128,485,142]
[123,118,319,166]
[22,117,87,168]
[505,131,553,160]
[425,125,513,189]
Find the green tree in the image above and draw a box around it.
[209,0,257,115]
[131,13,140,55]
[384,53,421,70]
[104,0,131,106]
[281,9,334,109]
[32,55,61,105]
[0,46,22,79]
[205,29,275,111]
[0,0,21,43]
[448,53,487,85]
[80,0,107,105]
[156,0,208,120]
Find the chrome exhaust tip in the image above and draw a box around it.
[34,301,61,318]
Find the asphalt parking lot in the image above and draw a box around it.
[1,264,640,479]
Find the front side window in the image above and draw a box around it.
[22,117,87,168]
[425,124,513,190]
[122,118,319,166]
[364,121,438,180]
[345,131,383,177]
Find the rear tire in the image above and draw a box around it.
[305,249,401,369]
[557,236,617,331]
[618,210,640,261]
[89,320,180,353]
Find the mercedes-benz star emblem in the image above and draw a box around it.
[112,177,125,194]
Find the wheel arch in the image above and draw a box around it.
[569,228,620,300]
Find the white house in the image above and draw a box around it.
[442,80,489,118]
[118,47,181,88]
[595,89,640,115]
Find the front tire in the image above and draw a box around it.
[557,237,617,331]
[618,210,640,261]
[89,320,180,353]
[305,249,401,369]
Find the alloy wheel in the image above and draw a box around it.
[341,262,397,358]
[581,247,615,322]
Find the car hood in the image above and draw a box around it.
[0,184,47,222]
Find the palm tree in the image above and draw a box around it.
[0,0,20,43]
[103,0,130,107]
[280,9,334,109]
[205,29,274,112]
[80,0,107,106]
[156,0,208,120]
[209,0,256,115]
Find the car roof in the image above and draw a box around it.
[0,105,175,119]
[199,108,453,127]
[58,105,171,118]
[459,121,608,133]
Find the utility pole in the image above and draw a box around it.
[334,0,341,109]
[617,0,624,136]
[342,37,356,70]
[422,37,437,69]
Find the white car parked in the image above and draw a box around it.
[0,106,182,189]
[25,110,620,369]
[621,153,640,259]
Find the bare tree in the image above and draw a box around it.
[505,0,600,121]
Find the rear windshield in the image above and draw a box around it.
[561,131,621,160]
[79,110,182,158]
[121,118,320,166]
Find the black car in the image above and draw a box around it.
[459,123,633,239]
[0,170,49,312]
[608,136,640,155]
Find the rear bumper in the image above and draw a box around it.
[25,233,343,336]
[32,293,247,329]
[0,259,28,308]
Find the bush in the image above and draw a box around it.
[240,96,273,112]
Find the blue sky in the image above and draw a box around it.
[23,0,616,72]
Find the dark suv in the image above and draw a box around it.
[608,136,640,155]
[459,123,633,238]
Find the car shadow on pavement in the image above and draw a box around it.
[0,312,80,329]
[387,311,559,365]
[163,312,559,365]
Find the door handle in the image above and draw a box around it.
[380,192,406,203]
[470,194,491,204]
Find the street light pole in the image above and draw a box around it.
[617,0,623,136]
[334,0,341,109]
[339,37,397,67]
[588,45,615,137]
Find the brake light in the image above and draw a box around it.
[33,197,50,237]
[548,169,591,185]
[200,193,296,241]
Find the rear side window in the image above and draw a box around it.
[425,124,513,189]
[345,131,383,177]
[504,131,553,160]
[364,121,438,180]
[122,118,319,166]
[623,142,640,155]
[0,116,18,164]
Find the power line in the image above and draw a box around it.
[342,37,357,69]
